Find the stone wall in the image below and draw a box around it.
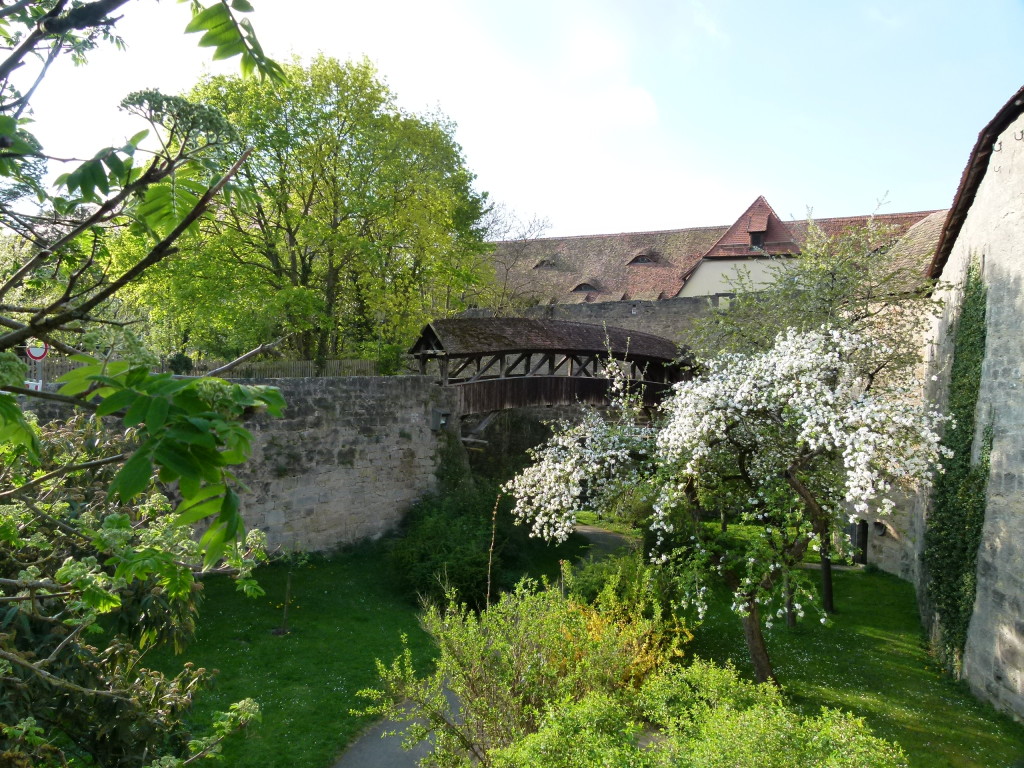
[234,376,457,552]
[909,111,1024,721]
[946,112,1024,721]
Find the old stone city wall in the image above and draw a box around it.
[917,111,1024,722]
[232,376,458,552]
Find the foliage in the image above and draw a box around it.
[923,258,990,673]
[0,410,270,765]
[364,574,907,768]
[387,486,496,609]
[118,56,492,368]
[145,546,1024,767]
[642,664,909,768]
[506,330,949,681]
[360,577,685,767]
[388,479,588,610]
[690,219,943,612]
[0,2,287,764]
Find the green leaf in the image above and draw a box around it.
[111,450,153,501]
[230,0,254,11]
[185,2,230,33]
[154,441,201,479]
[94,388,138,416]
[179,472,199,499]
[123,395,151,427]
[102,151,126,181]
[175,494,223,526]
[199,23,241,49]
[211,37,247,60]
[146,397,170,432]
[126,129,150,148]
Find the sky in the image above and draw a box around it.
[24,0,1024,237]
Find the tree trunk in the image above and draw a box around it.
[819,530,835,614]
[784,572,797,628]
[741,599,775,683]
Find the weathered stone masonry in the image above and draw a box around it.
[234,376,457,552]
[905,104,1024,722]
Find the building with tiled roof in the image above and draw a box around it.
[492,196,944,306]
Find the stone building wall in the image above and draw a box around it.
[939,111,1024,721]
[233,376,457,552]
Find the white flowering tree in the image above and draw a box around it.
[506,329,949,682]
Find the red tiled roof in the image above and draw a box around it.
[490,197,943,305]
[703,196,799,260]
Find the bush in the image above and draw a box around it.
[639,660,908,768]
[490,692,653,768]
[360,579,685,766]
[387,483,497,608]
[388,478,584,609]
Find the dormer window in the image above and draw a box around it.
[533,257,556,269]
[750,231,765,248]
[629,254,656,264]
[572,282,599,293]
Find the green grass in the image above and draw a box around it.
[150,532,586,768]
[688,568,1024,768]
[150,542,433,768]
[153,537,1024,768]
[575,509,647,538]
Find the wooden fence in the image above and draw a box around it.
[35,357,380,381]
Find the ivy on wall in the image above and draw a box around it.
[923,258,990,674]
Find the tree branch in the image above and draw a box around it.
[0,148,253,350]
[0,384,99,410]
[0,647,130,700]
[206,333,291,376]
[0,452,127,501]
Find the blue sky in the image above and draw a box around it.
[27,0,1024,236]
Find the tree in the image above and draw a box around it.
[505,330,948,682]
[119,56,491,371]
[476,203,551,314]
[0,2,289,764]
[690,219,941,610]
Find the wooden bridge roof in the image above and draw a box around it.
[410,318,680,361]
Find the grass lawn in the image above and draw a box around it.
[153,535,1024,768]
[150,532,586,768]
[150,543,431,768]
[687,567,1024,768]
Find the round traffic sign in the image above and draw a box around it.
[26,342,49,360]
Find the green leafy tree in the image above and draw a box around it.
[0,1,288,764]
[119,56,491,371]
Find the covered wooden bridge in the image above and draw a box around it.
[409,318,690,416]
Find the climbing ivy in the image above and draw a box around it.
[923,258,990,674]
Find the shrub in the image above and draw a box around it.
[360,579,685,766]
[640,660,908,768]
[387,484,496,608]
